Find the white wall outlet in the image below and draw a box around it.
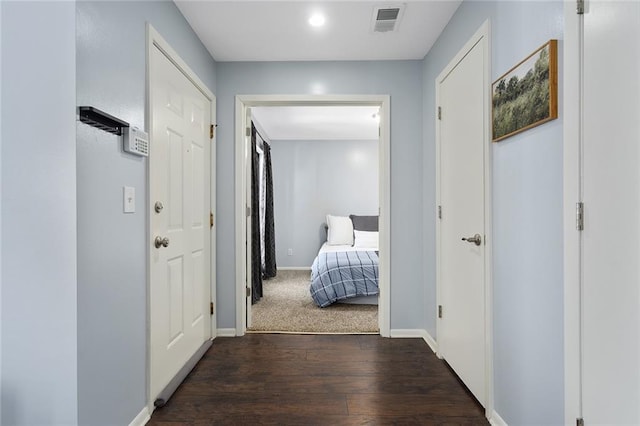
[123,186,135,213]
[287,248,293,256]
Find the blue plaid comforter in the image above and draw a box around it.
[310,250,379,307]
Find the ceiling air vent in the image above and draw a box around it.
[371,4,406,33]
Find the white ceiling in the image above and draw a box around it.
[252,106,380,140]
[175,1,462,139]
[174,1,462,62]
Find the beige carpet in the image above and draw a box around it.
[248,270,379,334]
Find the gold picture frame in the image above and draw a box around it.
[492,39,558,142]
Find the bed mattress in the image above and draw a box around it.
[310,243,379,307]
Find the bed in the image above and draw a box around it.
[310,214,380,307]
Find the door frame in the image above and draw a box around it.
[146,24,217,410]
[235,94,391,337]
[434,20,493,417]
[563,3,581,423]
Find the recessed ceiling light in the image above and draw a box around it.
[309,14,325,27]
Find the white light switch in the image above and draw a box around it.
[123,186,135,213]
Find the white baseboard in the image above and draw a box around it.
[278,267,311,271]
[128,407,150,426]
[389,329,438,353]
[216,328,236,337]
[390,328,425,338]
[421,330,438,353]
[489,409,508,426]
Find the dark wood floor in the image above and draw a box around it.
[148,334,488,425]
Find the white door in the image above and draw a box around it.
[437,33,488,406]
[149,44,212,402]
[580,2,640,423]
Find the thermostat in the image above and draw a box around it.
[124,127,149,157]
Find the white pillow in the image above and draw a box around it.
[354,230,379,249]
[326,215,354,245]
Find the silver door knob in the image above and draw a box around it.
[154,236,170,248]
[461,234,482,246]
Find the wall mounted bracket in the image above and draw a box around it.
[78,106,129,136]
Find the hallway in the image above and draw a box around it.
[148,334,488,424]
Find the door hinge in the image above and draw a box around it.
[209,124,215,139]
[576,418,584,426]
[438,305,443,318]
[210,212,214,229]
[438,205,442,219]
[438,106,442,120]
[246,127,251,137]
[577,0,584,14]
[246,205,251,217]
[246,287,251,297]
[210,302,214,315]
[576,202,584,231]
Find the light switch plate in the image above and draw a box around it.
[123,186,135,213]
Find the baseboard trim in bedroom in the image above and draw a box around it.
[489,410,508,426]
[216,328,237,337]
[277,267,311,271]
[128,406,150,426]
[390,329,438,353]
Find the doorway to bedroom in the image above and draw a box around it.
[249,106,380,334]
[235,95,391,337]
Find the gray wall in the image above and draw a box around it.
[216,61,423,329]
[422,1,564,424]
[1,2,78,424]
[76,1,216,424]
[270,139,378,268]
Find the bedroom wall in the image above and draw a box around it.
[76,1,216,424]
[270,139,379,268]
[216,61,423,330]
[1,1,78,424]
[422,1,564,424]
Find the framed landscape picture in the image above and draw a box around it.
[492,39,558,142]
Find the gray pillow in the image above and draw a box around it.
[349,215,379,232]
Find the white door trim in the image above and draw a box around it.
[146,23,216,411]
[563,4,582,423]
[562,2,583,424]
[435,20,493,418]
[235,94,391,337]
[210,99,218,340]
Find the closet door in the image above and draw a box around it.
[580,1,640,423]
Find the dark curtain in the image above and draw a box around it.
[262,142,277,279]
[250,124,262,303]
